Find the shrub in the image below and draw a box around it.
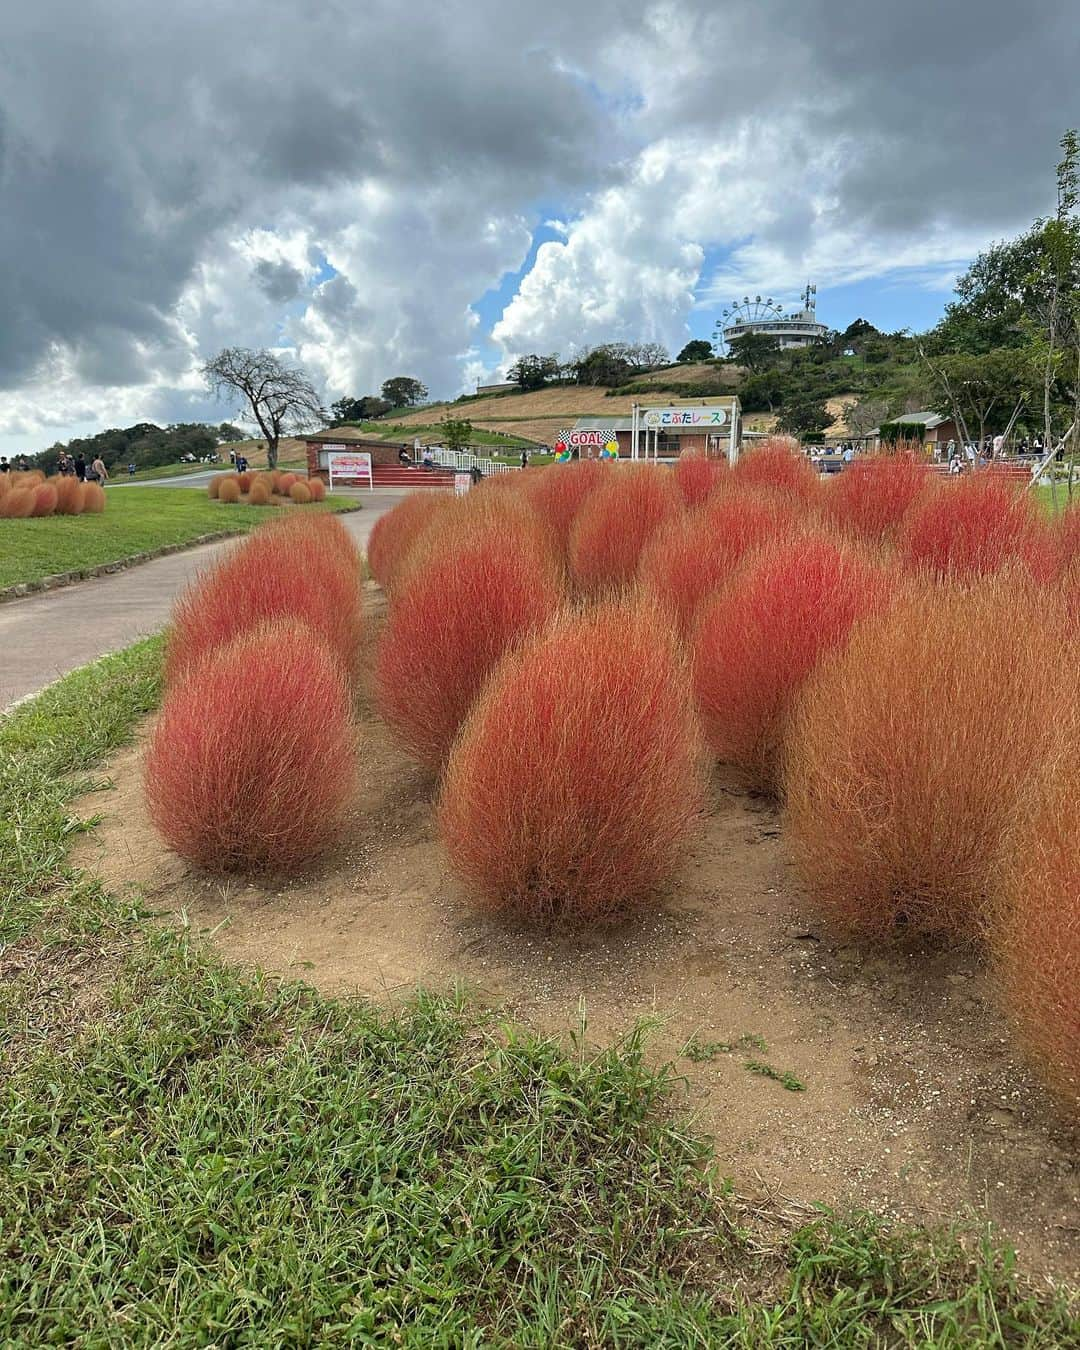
[236,471,252,493]
[693,535,896,790]
[401,489,559,591]
[366,493,455,590]
[0,488,35,518]
[568,465,680,594]
[1054,500,1080,577]
[307,477,326,502]
[993,711,1079,1109]
[165,524,363,684]
[145,623,357,873]
[218,478,241,504]
[31,483,58,517]
[438,600,703,924]
[673,452,727,508]
[784,573,1073,937]
[248,480,271,506]
[290,481,312,504]
[732,438,821,504]
[376,527,561,769]
[638,490,804,639]
[208,474,227,500]
[277,473,298,496]
[81,482,106,513]
[900,475,1054,579]
[53,476,85,515]
[824,452,931,543]
[521,460,606,557]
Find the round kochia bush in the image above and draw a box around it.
[784,573,1074,938]
[568,465,679,594]
[900,475,1053,579]
[145,623,357,873]
[438,600,704,925]
[692,535,896,791]
[824,452,930,543]
[365,492,455,591]
[376,525,561,770]
[994,710,1080,1110]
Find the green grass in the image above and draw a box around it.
[119,461,221,482]
[350,421,538,448]
[0,488,354,589]
[0,650,1077,1345]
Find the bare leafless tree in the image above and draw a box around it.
[203,348,326,470]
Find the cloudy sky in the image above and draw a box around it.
[2,0,1078,456]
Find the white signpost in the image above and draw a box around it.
[326,448,374,491]
[454,472,471,495]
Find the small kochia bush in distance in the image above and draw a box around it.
[824,452,930,543]
[993,708,1080,1111]
[692,534,896,791]
[146,622,357,873]
[731,437,821,505]
[376,525,561,770]
[439,599,703,925]
[784,572,1074,938]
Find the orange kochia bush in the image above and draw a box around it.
[145,623,357,873]
[731,438,821,505]
[784,572,1074,938]
[568,464,680,594]
[365,492,455,591]
[900,474,1054,579]
[824,452,931,543]
[439,600,704,924]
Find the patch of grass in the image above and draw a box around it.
[352,421,537,448]
[744,1060,807,1092]
[0,649,1076,1345]
[682,1031,767,1063]
[0,488,354,589]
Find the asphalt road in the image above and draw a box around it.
[0,492,410,709]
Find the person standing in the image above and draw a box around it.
[0,457,9,474]
[74,453,86,481]
[91,455,108,485]
[520,448,529,469]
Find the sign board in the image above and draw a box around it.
[642,407,727,428]
[454,472,471,495]
[326,449,373,491]
[563,427,619,448]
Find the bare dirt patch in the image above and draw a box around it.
[72,593,1079,1281]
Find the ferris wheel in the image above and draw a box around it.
[712,296,785,352]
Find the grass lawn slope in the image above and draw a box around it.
[0,644,1075,1345]
[0,487,353,590]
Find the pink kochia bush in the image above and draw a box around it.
[900,475,1054,579]
[731,437,821,505]
[376,526,562,770]
[145,623,357,873]
[439,600,704,924]
[824,452,930,543]
[568,465,680,594]
[692,535,896,791]
[673,452,727,508]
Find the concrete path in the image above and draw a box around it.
[0,492,409,710]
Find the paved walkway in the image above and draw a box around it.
[0,492,408,710]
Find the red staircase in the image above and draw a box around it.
[371,464,455,488]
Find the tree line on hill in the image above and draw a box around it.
[30,422,244,475]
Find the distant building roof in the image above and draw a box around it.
[886,411,948,428]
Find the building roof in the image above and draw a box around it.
[572,416,635,432]
[885,411,948,428]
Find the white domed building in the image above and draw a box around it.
[715,284,829,354]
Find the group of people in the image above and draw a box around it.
[54,451,109,484]
[0,455,33,475]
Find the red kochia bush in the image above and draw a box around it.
[521,459,607,557]
[994,711,1080,1109]
[784,573,1073,938]
[732,438,821,504]
[290,481,312,504]
[145,623,357,873]
[277,472,298,496]
[439,601,703,924]
[376,527,561,769]
[693,535,896,790]
[0,489,34,518]
[365,492,454,590]
[307,477,326,502]
[165,521,363,684]
[824,452,930,543]
[638,490,803,638]
[31,483,58,517]
[208,474,227,499]
[1055,501,1080,578]
[236,471,252,493]
[248,480,271,506]
[218,478,241,504]
[900,475,1053,578]
[673,452,727,508]
[81,482,106,513]
[53,476,85,515]
[568,465,679,593]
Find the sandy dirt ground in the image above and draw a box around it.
[73,591,1079,1283]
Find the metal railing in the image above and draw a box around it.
[420,447,518,475]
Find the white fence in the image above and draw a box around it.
[422,447,518,476]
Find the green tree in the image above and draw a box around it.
[442,415,473,453]
[726,332,782,373]
[777,398,830,440]
[506,354,560,391]
[676,339,713,362]
[331,395,392,423]
[203,348,326,470]
[381,376,429,408]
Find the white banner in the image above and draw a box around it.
[327,450,373,490]
[642,407,727,428]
